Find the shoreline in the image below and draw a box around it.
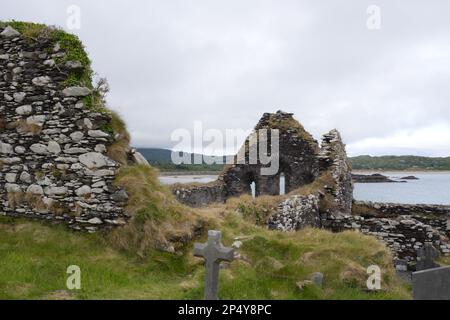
[158,169,450,176]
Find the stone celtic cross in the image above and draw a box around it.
[194,230,235,300]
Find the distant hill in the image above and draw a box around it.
[136,148,228,172]
[137,148,450,171]
[349,155,450,171]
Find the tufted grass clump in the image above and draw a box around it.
[109,165,203,258]
[105,111,131,165]
[0,21,49,39]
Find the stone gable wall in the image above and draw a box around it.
[0,25,129,231]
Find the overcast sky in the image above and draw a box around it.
[2,1,450,156]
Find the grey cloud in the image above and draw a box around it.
[2,0,450,155]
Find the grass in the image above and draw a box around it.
[0,162,409,301]
[0,159,410,300]
[108,165,203,257]
[105,111,131,165]
[0,211,411,300]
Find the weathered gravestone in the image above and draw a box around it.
[194,230,235,300]
[416,243,439,271]
[412,266,450,300]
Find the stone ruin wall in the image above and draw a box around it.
[173,111,324,207]
[268,129,354,230]
[329,201,450,269]
[0,25,130,231]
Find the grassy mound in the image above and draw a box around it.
[109,165,204,257]
[0,210,411,299]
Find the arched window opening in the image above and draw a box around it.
[250,181,256,198]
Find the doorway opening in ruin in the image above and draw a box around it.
[279,172,285,195]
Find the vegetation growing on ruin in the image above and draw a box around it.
[105,111,131,165]
[0,21,92,87]
[0,21,112,116]
[263,113,318,148]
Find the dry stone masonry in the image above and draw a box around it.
[329,201,450,269]
[0,25,131,231]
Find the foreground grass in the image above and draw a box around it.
[0,212,411,300]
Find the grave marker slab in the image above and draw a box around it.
[416,243,439,271]
[412,266,450,300]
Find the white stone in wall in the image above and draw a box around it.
[37,176,52,186]
[70,163,83,170]
[20,172,32,183]
[56,164,69,170]
[131,150,150,165]
[42,129,60,135]
[62,86,91,97]
[43,59,55,67]
[27,184,44,195]
[0,26,20,38]
[70,131,84,142]
[30,143,48,154]
[92,181,105,188]
[92,169,115,177]
[5,183,21,193]
[44,186,68,196]
[15,105,32,115]
[32,76,51,86]
[0,142,13,154]
[87,217,103,225]
[82,118,93,130]
[78,152,108,169]
[26,115,46,126]
[75,185,91,196]
[47,141,61,155]
[5,173,17,183]
[88,130,109,138]
[12,67,22,74]
[94,144,106,153]
[0,54,10,60]
[13,92,26,103]
[64,147,89,154]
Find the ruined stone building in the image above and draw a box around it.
[0,24,146,231]
[173,110,354,220]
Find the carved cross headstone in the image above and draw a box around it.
[416,243,439,271]
[194,230,235,300]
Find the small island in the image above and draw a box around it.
[351,173,398,183]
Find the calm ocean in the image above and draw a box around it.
[159,171,450,205]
